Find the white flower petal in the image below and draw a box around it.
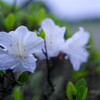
[61,37,73,54]
[25,32,44,55]
[41,18,66,37]
[62,27,90,70]
[70,56,82,71]
[11,26,29,42]
[72,27,90,46]
[13,55,37,73]
[47,47,60,58]
[68,48,89,70]
[15,26,29,37]
[56,27,66,39]
[75,48,89,62]
[0,32,13,50]
[0,49,17,70]
[41,18,56,34]
[35,52,46,60]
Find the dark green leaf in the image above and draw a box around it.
[76,85,85,100]
[18,72,29,83]
[76,86,88,100]
[75,79,88,100]
[0,70,3,75]
[81,88,88,100]
[16,80,23,86]
[75,78,86,91]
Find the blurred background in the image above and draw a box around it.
[0,0,100,100]
[3,0,100,49]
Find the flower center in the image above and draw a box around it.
[18,54,22,58]
[14,42,26,58]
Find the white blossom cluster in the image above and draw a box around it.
[0,18,90,73]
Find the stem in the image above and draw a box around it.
[43,39,54,96]
[0,70,16,94]
[2,71,15,82]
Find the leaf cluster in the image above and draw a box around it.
[66,78,88,100]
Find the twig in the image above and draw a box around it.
[43,39,54,96]
[2,71,15,82]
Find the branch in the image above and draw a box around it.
[43,39,54,96]
[2,71,16,83]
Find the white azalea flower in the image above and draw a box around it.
[62,27,90,71]
[36,18,66,59]
[0,26,43,73]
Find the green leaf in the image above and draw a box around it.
[75,78,86,91]
[76,86,88,100]
[18,72,29,83]
[35,29,45,39]
[37,8,45,19]
[81,88,88,100]
[39,29,45,39]
[66,81,76,100]
[66,79,88,100]
[4,13,15,30]
[16,80,23,86]
[76,85,85,100]
[75,78,88,100]
[12,87,23,100]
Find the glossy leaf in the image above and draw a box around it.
[18,72,29,83]
[75,78,86,91]
[36,29,45,39]
[66,81,76,100]
[75,78,88,100]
